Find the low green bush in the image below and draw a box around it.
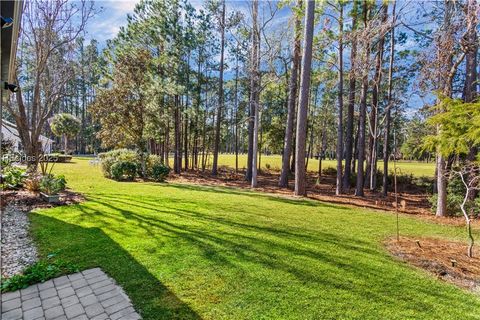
[429,175,480,216]
[110,161,137,181]
[147,154,163,168]
[40,174,67,195]
[99,149,139,178]
[322,167,337,176]
[0,257,79,292]
[1,166,26,190]
[148,163,170,182]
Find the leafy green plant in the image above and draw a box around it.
[24,173,43,192]
[1,166,26,190]
[429,174,480,216]
[110,161,137,181]
[49,113,81,154]
[40,174,67,195]
[322,167,337,176]
[99,149,139,178]
[148,163,170,182]
[0,257,79,292]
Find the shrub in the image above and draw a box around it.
[148,163,170,182]
[40,174,67,195]
[99,149,139,178]
[147,154,163,167]
[1,166,26,190]
[265,163,271,170]
[429,175,480,216]
[24,174,43,192]
[322,167,337,176]
[110,161,137,181]
[0,257,79,292]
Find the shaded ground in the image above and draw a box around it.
[386,237,480,294]
[168,166,478,228]
[31,158,480,319]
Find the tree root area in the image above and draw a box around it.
[386,236,480,294]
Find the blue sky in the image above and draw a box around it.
[84,0,140,44]
[84,0,291,46]
[82,0,430,113]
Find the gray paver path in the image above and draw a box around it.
[1,268,141,320]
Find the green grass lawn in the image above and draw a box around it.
[30,158,479,319]
[200,154,435,177]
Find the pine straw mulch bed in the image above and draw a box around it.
[0,189,85,211]
[386,236,480,294]
[167,166,479,228]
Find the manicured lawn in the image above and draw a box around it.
[30,158,479,319]
[201,154,435,177]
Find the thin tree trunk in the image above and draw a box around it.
[234,48,240,173]
[335,3,344,195]
[279,0,301,188]
[367,4,388,191]
[251,0,261,188]
[383,1,396,197]
[174,95,181,174]
[343,4,358,192]
[355,2,370,197]
[464,7,478,202]
[247,0,259,183]
[294,0,315,196]
[212,0,226,176]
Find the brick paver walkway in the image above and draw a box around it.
[1,268,141,320]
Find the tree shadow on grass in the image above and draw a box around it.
[30,214,201,320]
[65,194,480,318]
[157,182,325,208]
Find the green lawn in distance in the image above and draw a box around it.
[192,154,435,177]
[30,158,478,319]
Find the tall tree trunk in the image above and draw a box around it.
[335,3,344,195]
[234,48,240,173]
[367,4,388,191]
[174,95,181,174]
[436,0,466,217]
[355,1,370,197]
[383,1,396,197]
[251,0,261,188]
[212,0,226,176]
[165,110,170,167]
[279,0,301,188]
[193,52,202,170]
[342,4,358,191]
[294,0,315,196]
[463,3,478,202]
[246,0,259,183]
[184,54,191,171]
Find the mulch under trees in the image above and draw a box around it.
[386,237,480,294]
[168,166,476,224]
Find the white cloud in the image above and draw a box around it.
[84,0,140,45]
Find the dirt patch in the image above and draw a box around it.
[167,167,478,228]
[386,236,480,293]
[1,189,85,211]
